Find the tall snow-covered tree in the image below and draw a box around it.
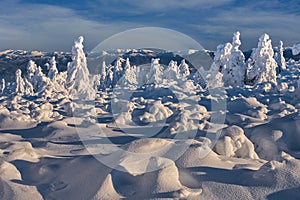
[15,69,25,94]
[124,58,131,70]
[31,66,49,93]
[24,78,34,95]
[47,57,58,80]
[207,43,232,89]
[118,64,138,86]
[164,60,179,80]
[213,43,232,73]
[112,57,123,87]
[148,58,163,84]
[27,60,37,83]
[224,31,245,86]
[66,36,95,99]
[247,33,277,85]
[1,79,5,93]
[105,66,114,89]
[100,61,107,89]
[274,40,286,73]
[179,59,190,77]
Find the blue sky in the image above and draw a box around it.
[1,0,300,51]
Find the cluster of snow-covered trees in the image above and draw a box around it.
[1,32,292,100]
[211,32,286,87]
[2,36,96,100]
[100,57,192,89]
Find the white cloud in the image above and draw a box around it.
[0,2,139,51]
[196,7,300,49]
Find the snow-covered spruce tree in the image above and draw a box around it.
[105,66,114,89]
[148,58,163,84]
[179,59,190,78]
[118,64,138,87]
[163,60,179,80]
[66,36,95,99]
[27,60,38,83]
[274,40,286,73]
[1,79,5,93]
[112,57,123,87]
[124,58,131,70]
[47,57,58,80]
[224,31,245,86]
[214,43,232,73]
[24,77,34,95]
[207,64,224,89]
[247,34,277,85]
[100,61,107,89]
[15,69,25,94]
[31,66,49,93]
[207,43,232,88]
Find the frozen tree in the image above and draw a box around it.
[47,57,58,80]
[92,74,101,91]
[100,61,107,89]
[213,43,232,73]
[223,31,245,86]
[105,66,114,89]
[15,69,25,94]
[247,34,277,85]
[24,78,34,95]
[27,60,38,83]
[163,60,179,80]
[124,58,131,70]
[118,65,138,86]
[112,57,123,87]
[31,66,49,92]
[0,79,5,93]
[148,58,163,84]
[274,40,286,73]
[179,59,190,77]
[66,36,95,99]
[207,63,224,89]
[206,43,232,89]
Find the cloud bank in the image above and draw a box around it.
[1,0,300,51]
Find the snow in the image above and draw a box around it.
[0,33,299,199]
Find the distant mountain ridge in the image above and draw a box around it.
[0,48,299,82]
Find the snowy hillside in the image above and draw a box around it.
[0,32,300,200]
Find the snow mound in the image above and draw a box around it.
[111,156,202,199]
[175,138,229,168]
[92,174,121,200]
[139,100,173,123]
[214,126,259,159]
[1,141,41,162]
[253,152,300,189]
[123,138,173,154]
[227,97,268,123]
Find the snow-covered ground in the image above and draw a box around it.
[0,33,300,200]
